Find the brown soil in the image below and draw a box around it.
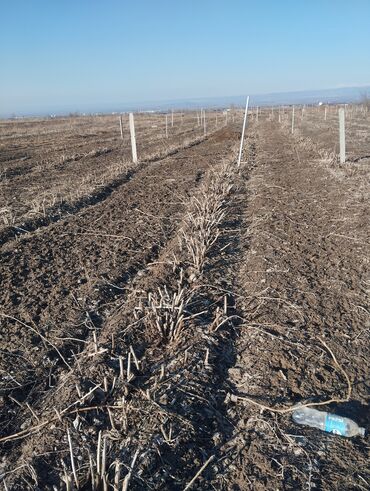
[0,113,210,234]
[220,122,370,490]
[0,112,369,490]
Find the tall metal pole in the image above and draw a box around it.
[237,96,250,168]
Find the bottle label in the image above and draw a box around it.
[325,414,346,436]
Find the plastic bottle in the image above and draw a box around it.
[292,407,365,437]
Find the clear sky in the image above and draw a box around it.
[1,0,370,115]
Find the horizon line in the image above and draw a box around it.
[1,84,369,119]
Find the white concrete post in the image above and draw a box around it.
[203,110,206,136]
[291,106,295,134]
[237,96,250,168]
[165,114,168,138]
[119,116,124,140]
[129,113,138,163]
[324,107,327,121]
[171,109,174,127]
[196,111,200,126]
[339,108,346,163]
[256,106,259,122]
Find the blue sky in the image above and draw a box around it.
[1,0,370,115]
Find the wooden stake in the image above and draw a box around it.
[129,113,138,163]
[119,116,124,140]
[339,107,346,163]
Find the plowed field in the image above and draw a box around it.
[1,109,369,490]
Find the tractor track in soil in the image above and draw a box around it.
[0,126,240,450]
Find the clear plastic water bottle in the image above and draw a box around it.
[292,406,365,437]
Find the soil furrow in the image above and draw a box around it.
[0,126,240,448]
[0,128,209,247]
[221,122,369,490]
[1,131,245,489]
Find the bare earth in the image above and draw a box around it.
[0,110,369,490]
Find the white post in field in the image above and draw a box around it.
[203,110,206,136]
[324,106,327,121]
[129,113,138,163]
[171,110,174,127]
[165,114,168,138]
[215,112,218,128]
[256,106,259,122]
[237,96,250,168]
[225,110,228,125]
[197,111,200,126]
[339,108,346,163]
[119,116,124,140]
[291,106,295,134]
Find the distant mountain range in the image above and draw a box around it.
[132,86,370,112]
[3,85,370,118]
